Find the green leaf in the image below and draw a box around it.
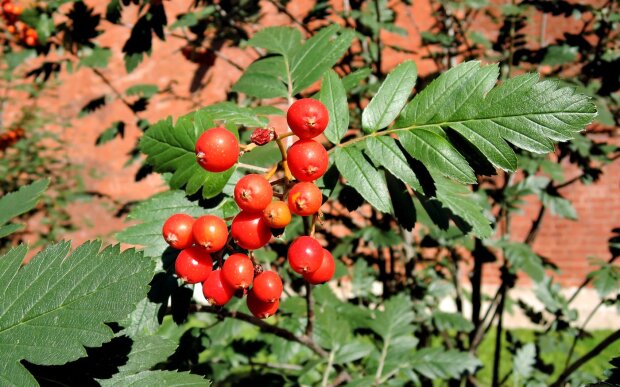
[334,340,374,364]
[410,348,481,379]
[540,192,578,220]
[362,60,417,133]
[0,179,49,235]
[0,224,23,239]
[79,47,112,69]
[590,265,620,298]
[0,242,154,386]
[319,70,349,144]
[232,57,288,99]
[248,26,302,57]
[100,370,209,386]
[399,128,476,184]
[432,311,474,333]
[334,146,392,213]
[291,25,354,94]
[513,343,536,381]
[342,68,371,91]
[350,259,375,299]
[314,307,350,350]
[394,61,596,165]
[117,190,237,257]
[501,242,545,282]
[125,84,159,98]
[97,121,125,145]
[369,294,415,340]
[434,177,493,238]
[117,335,178,374]
[366,136,421,191]
[542,45,578,66]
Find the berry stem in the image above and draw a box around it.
[277,131,295,140]
[240,143,257,153]
[264,164,278,180]
[236,162,270,173]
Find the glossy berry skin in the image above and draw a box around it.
[234,174,273,212]
[222,253,254,289]
[287,182,323,216]
[287,99,329,139]
[162,214,195,250]
[203,270,236,306]
[287,236,323,274]
[247,289,280,319]
[231,211,272,250]
[263,201,292,229]
[192,215,228,252]
[252,271,283,303]
[195,127,239,172]
[175,247,213,284]
[287,139,328,182]
[303,249,335,284]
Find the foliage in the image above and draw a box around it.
[1,0,619,386]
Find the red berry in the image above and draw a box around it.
[303,249,335,284]
[230,211,272,250]
[287,99,329,139]
[287,139,328,182]
[252,271,283,303]
[175,247,213,284]
[222,253,254,289]
[234,174,273,212]
[247,289,280,319]
[195,127,239,172]
[202,270,235,306]
[287,236,323,274]
[192,215,228,252]
[287,182,323,216]
[162,214,195,250]
[263,201,292,229]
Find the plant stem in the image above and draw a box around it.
[236,162,269,173]
[305,281,314,336]
[563,299,604,370]
[194,304,328,357]
[550,330,620,387]
[322,350,335,387]
[375,337,390,385]
[491,285,506,387]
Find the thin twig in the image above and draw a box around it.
[563,300,604,370]
[236,162,270,173]
[193,304,328,357]
[305,281,314,336]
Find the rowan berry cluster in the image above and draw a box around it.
[161,99,335,319]
[1,0,38,47]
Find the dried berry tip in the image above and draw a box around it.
[250,128,276,146]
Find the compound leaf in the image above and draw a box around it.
[0,242,154,387]
[0,179,49,237]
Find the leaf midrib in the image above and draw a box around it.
[328,109,591,154]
